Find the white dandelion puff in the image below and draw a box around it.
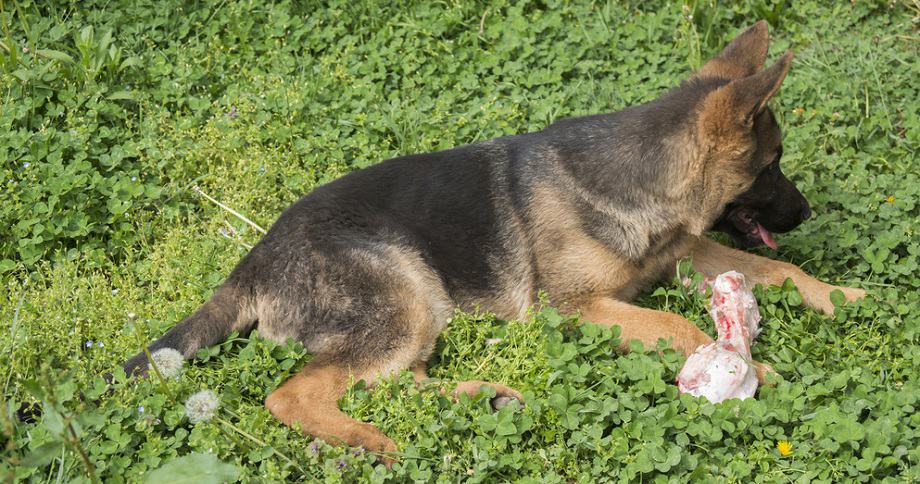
[185,390,220,424]
[150,348,185,379]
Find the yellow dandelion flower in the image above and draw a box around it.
[886,196,895,204]
[777,440,793,456]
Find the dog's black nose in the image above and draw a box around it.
[801,204,812,221]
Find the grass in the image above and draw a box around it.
[1,0,918,482]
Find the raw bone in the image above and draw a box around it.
[676,271,761,403]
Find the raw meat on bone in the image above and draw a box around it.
[677,271,761,403]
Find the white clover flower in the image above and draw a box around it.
[185,390,220,424]
[150,348,185,379]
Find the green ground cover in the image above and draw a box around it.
[1,0,918,481]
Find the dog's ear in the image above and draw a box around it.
[701,51,793,129]
[697,20,770,80]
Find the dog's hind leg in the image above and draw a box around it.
[689,237,865,314]
[578,297,775,384]
[265,357,399,465]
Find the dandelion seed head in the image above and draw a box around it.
[184,390,220,424]
[150,348,185,379]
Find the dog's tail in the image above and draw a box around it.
[123,285,254,376]
[15,286,253,423]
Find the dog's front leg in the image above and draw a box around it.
[580,298,711,356]
[578,297,774,384]
[689,236,865,314]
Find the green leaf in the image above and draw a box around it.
[21,379,46,400]
[829,289,846,308]
[495,418,517,436]
[108,91,135,101]
[21,442,64,468]
[36,49,74,63]
[144,453,239,484]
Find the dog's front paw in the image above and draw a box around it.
[804,283,866,315]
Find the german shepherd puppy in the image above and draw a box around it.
[124,21,864,460]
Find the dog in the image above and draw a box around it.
[123,21,865,462]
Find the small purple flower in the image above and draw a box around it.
[258,165,266,174]
[353,447,364,457]
[138,406,145,413]
[309,440,320,456]
[97,341,105,348]
[336,459,347,471]
[226,106,237,119]
[131,176,137,182]
[22,162,30,168]
[85,340,93,348]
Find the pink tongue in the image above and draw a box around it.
[755,223,778,250]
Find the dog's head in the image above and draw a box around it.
[710,138,811,249]
[681,21,810,249]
